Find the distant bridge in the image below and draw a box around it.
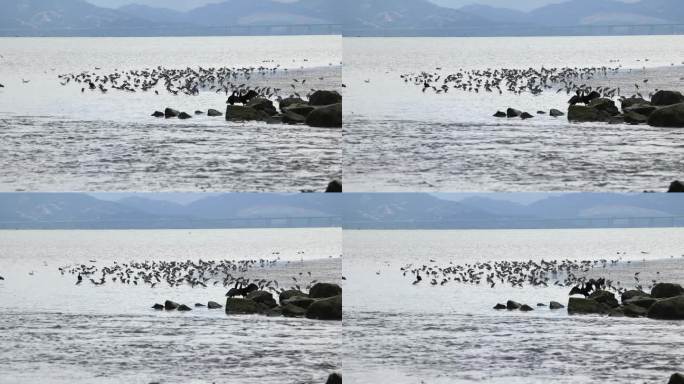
[345,23,684,37]
[344,216,684,230]
[0,24,342,37]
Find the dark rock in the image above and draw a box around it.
[309,283,342,298]
[651,283,684,299]
[493,303,506,310]
[669,181,684,192]
[306,295,342,320]
[506,300,521,310]
[621,96,649,110]
[651,90,684,106]
[326,373,342,384]
[537,111,546,115]
[178,112,192,119]
[152,303,164,310]
[549,108,564,117]
[568,105,613,123]
[648,103,684,127]
[668,373,684,384]
[306,103,342,128]
[279,289,307,303]
[588,98,620,115]
[279,96,306,111]
[520,112,534,119]
[624,104,657,116]
[281,110,307,125]
[623,296,658,309]
[308,90,342,106]
[207,109,223,117]
[493,111,506,117]
[246,97,278,116]
[520,304,534,311]
[588,290,619,308]
[284,104,315,117]
[195,303,206,307]
[225,298,259,314]
[164,300,179,310]
[207,301,222,309]
[282,296,316,309]
[549,301,564,309]
[623,111,648,125]
[621,289,651,304]
[281,303,308,317]
[194,110,204,115]
[177,304,192,311]
[623,303,649,317]
[225,105,270,122]
[647,295,684,320]
[246,290,277,308]
[151,111,164,117]
[506,108,521,118]
[537,303,547,307]
[567,297,610,314]
[326,180,342,193]
[164,108,179,118]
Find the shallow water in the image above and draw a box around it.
[0,36,342,192]
[343,228,684,383]
[0,228,342,384]
[343,35,684,192]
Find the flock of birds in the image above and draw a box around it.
[401,253,684,295]
[53,61,337,102]
[57,255,324,295]
[400,66,625,99]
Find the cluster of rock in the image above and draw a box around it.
[326,372,342,384]
[568,90,684,127]
[567,282,684,319]
[150,90,342,128]
[494,300,564,311]
[669,373,684,384]
[225,282,342,320]
[669,180,684,193]
[151,282,342,321]
[225,90,342,128]
[494,108,564,119]
[152,108,223,119]
[152,300,223,311]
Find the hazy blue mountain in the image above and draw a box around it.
[458,4,530,23]
[0,0,150,31]
[116,196,189,216]
[343,0,488,31]
[117,4,188,24]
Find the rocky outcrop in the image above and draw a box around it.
[493,111,506,117]
[164,300,180,310]
[225,105,270,122]
[493,303,506,310]
[506,300,521,310]
[306,103,342,128]
[621,96,649,110]
[207,108,223,117]
[647,295,684,320]
[246,97,278,116]
[326,373,342,384]
[506,108,521,118]
[225,298,259,314]
[669,373,684,384]
[309,90,342,106]
[152,303,164,310]
[207,301,222,309]
[568,297,611,314]
[549,109,564,117]
[651,90,684,106]
[246,290,278,308]
[326,180,342,193]
[306,295,342,320]
[151,111,164,117]
[279,97,306,111]
[309,283,342,298]
[279,289,306,303]
[549,301,564,309]
[648,103,684,127]
[177,304,192,311]
[520,112,533,119]
[178,112,192,119]
[588,290,619,308]
[568,98,621,123]
[282,303,308,317]
[651,283,684,299]
[669,181,684,192]
[164,108,180,118]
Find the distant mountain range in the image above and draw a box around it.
[1,192,682,229]
[1,0,683,36]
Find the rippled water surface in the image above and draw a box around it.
[343,228,684,383]
[0,36,341,192]
[344,36,684,192]
[0,228,342,384]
